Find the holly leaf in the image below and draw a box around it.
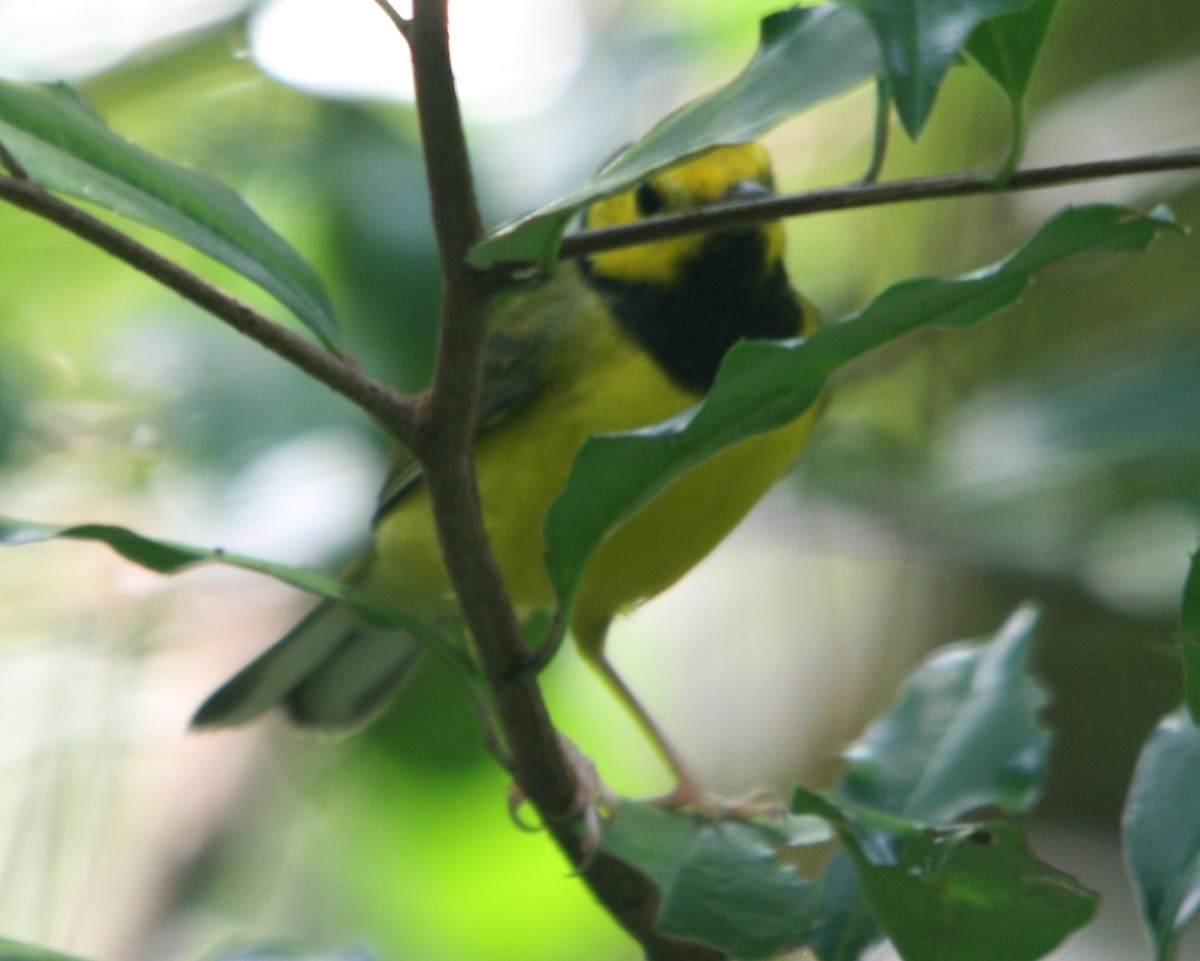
[795,792,1096,961]
[598,800,828,959]
[804,604,1054,960]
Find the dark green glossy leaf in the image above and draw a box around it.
[0,939,95,961]
[543,205,1178,612]
[1123,706,1200,961]
[804,604,1053,961]
[598,800,828,959]
[839,603,1049,823]
[966,0,1059,177]
[795,792,1097,961]
[967,0,1057,105]
[838,0,1042,137]
[0,516,420,635]
[1182,553,1200,725]
[0,80,340,350]
[806,853,877,961]
[468,5,881,272]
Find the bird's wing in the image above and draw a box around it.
[373,267,587,523]
[191,553,424,729]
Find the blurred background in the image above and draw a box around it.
[0,0,1198,958]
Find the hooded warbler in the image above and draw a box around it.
[194,142,821,805]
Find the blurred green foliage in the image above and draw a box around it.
[1,1,1199,960]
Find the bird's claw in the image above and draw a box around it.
[505,733,618,867]
[651,779,788,823]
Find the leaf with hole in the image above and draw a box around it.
[795,792,1096,961]
[803,604,1054,960]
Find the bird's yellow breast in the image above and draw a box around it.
[366,298,817,648]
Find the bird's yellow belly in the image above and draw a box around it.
[570,409,815,648]
[367,328,816,646]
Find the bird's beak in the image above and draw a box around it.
[721,179,773,203]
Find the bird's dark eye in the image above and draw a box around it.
[634,182,666,216]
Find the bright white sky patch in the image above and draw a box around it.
[249,0,587,121]
[0,0,586,123]
[0,0,246,79]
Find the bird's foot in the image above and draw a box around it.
[650,778,787,823]
[506,733,618,862]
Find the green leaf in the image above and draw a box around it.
[1182,553,1200,726]
[0,80,340,351]
[966,0,1059,178]
[807,853,879,961]
[1123,706,1200,961]
[0,516,423,637]
[838,0,1043,137]
[468,4,881,272]
[805,604,1053,961]
[543,204,1178,614]
[967,0,1057,106]
[795,791,1097,961]
[598,800,828,959]
[839,603,1049,822]
[0,939,96,961]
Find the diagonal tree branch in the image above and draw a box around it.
[559,145,1200,259]
[0,171,417,442]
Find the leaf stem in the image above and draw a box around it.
[860,77,891,184]
[560,145,1200,259]
[992,102,1028,185]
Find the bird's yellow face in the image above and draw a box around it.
[583,143,785,287]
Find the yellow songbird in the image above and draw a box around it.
[194,143,822,806]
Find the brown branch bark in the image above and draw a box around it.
[559,145,1200,259]
[400,3,721,959]
[370,0,411,37]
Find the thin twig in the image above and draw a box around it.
[370,0,411,39]
[0,172,417,442]
[560,145,1200,259]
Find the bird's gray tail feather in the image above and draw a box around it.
[192,598,423,731]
